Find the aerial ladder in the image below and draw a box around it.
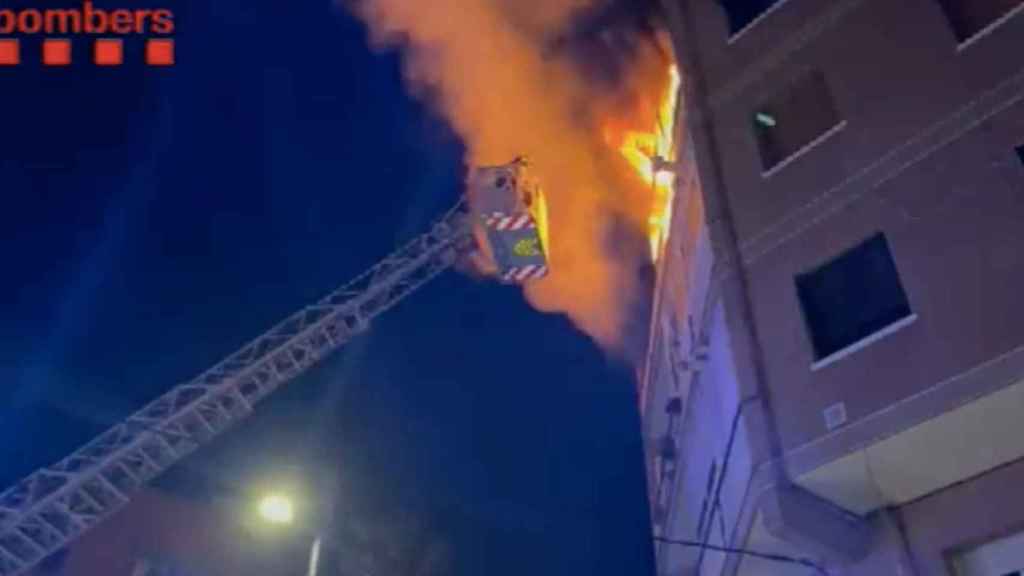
[0,159,550,576]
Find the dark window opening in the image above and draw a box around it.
[796,234,912,361]
[719,0,785,35]
[935,0,1024,42]
[753,70,841,172]
[1016,143,1024,165]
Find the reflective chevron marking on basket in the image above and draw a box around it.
[502,265,549,282]
[484,212,535,230]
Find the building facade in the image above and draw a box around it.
[642,0,1024,574]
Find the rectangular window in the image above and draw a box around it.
[719,0,785,35]
[796,234,913,362]
[753,70,842,173]
[935,0,1024,43]
[1016,144,1024,165]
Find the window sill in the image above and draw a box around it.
[955,3,1024,52]
[810,313,918,372]
[761,120,847,179]
[726,0,794,45]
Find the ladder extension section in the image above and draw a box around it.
[0,200,472,575]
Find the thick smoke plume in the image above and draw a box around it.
[351,0,674,360]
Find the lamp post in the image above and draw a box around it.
[256,492,322,576]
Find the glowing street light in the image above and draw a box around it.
[254,491,321,576]
[258,493,295,525]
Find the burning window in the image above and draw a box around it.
[719,0,785,35]
[935,0,1024,43]
[796,234,912,362]
[753,69,841,173]
[612,65,681,262]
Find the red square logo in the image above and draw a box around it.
[94,39,123,66]
[43,39,72,66]
[0,40,19,66]
[146,39,174,66]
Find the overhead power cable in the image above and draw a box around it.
[653,536,831,575]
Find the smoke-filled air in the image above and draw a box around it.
[350,0,678,362]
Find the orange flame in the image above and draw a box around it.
[354,0,680,357]
[612,65,680,261]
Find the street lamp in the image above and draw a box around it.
[255,492,322,576]
[258,493,295,525]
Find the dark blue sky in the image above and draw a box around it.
[0,1,654,574]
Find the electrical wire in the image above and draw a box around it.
[694,395,760,569]
[653,536,831,575]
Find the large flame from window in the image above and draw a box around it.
[613,65,681,262]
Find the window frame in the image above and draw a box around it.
[761,121,847,179]
[752,69,845,177]
[934,0,1024,50]
[721,0,793,42]
[794,233,917,371]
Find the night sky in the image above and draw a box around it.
[0,1,654,575]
